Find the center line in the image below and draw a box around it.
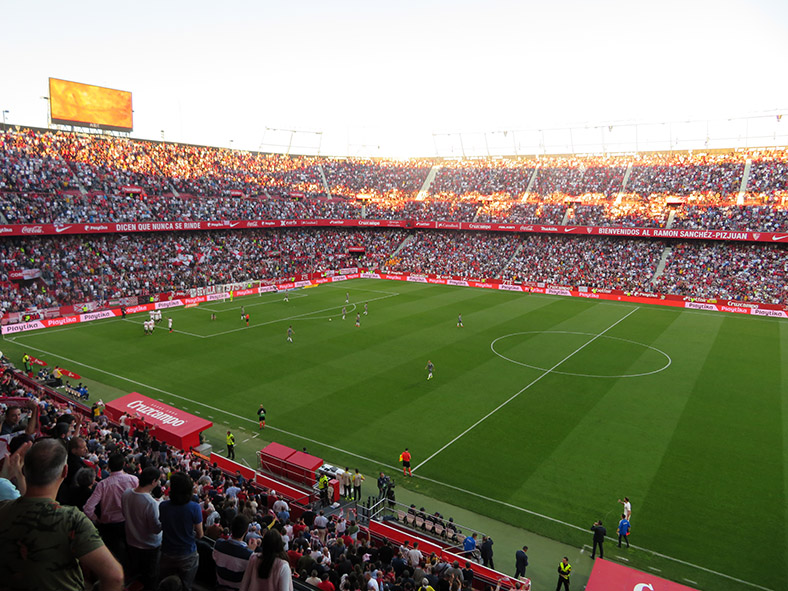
[412,307,640,472]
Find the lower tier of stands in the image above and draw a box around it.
[0,230,785,320]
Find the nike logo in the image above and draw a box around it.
[229,222,240,227]
[564,227,575,232]
[55,226,72,233]
[772,235,788,241]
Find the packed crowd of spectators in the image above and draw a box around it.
[323,158,432,201]
[746,151,788,205]
[568,198,672,228]
[671,204,788,232]
[390,232,519,278]
[1,128,786,312]
[528,157,628,199]
[625,152,744,202]
[3,128,788,228]
[654,242,787,303]
[0,229,408,310]
[500,236,663,292]
[0,226,785,313]
[429,159,537,199]
[475,201,566,224]
[0,191,365,224]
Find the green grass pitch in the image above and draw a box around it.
[3,279,786,591]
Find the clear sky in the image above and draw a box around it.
[2,0,787,156]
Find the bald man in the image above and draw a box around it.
[0,438,124,591]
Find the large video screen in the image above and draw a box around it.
[49,78,133,131]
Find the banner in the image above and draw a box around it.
[8,269,41,281]
[0,219,783,242]
[586,558,700,591]
[59,368,81,380]
[104,392,212,450]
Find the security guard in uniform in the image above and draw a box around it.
[556,556,571,591]
[318,473,330,506]
[226,430,236,459]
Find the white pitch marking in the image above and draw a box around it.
[15,336,775,591]
[490,331,672,379]
[413,307,640,472]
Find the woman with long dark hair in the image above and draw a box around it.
[240,528,293,591]
[158,471,203,590]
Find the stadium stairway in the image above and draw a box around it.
[736,158,752,205]
[63,160,89,195]
[651,246,672,284]
[415,165,440,201]
[390,234,416,258]
[522,165,539,200]
[614,162,633,205]
[318,164,332,197]
[498,242,524,279]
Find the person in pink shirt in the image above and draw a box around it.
[84,452,139,563]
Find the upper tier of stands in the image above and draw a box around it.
[1,128,787,230]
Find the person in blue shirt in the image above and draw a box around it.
[463,532,478,558]
[159,472,203,590]
[617,514,631,548]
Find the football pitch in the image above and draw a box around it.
[3,279,786,591]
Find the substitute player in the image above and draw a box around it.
[258,404,267,429]
[400,448,412,477]
[425,360,434,380]
[287,325,294,343]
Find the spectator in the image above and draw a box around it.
[0,438,124,590]
[159,471,204,590]
[214,514,256,591]
[84,452,139,562]
[239,528,293,591]
[122,466,163,591]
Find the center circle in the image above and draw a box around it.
[490,331,672,378]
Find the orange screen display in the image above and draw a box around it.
[49,78,133,131]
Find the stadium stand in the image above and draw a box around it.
[0,126,786,315]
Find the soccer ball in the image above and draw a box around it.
[329,318,332,321]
